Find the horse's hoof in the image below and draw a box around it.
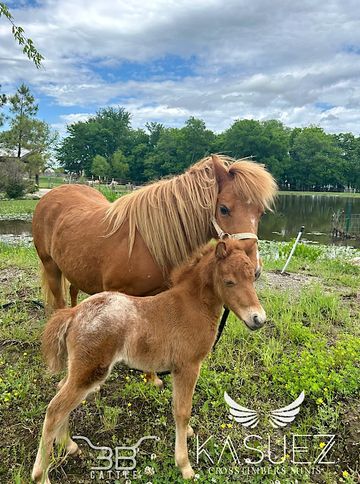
[181,465,195,480]
[186,425,194,438]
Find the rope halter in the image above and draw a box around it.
[211,217,258,241]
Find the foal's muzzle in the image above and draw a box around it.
[244,308,266,331]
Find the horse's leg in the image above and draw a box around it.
[42,258,66,309]
[172,364,200,480]
[31,378,89,483]
[69,284,79,307]
[146,372,164,388]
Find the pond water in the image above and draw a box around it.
[259,194,360,248]
[0,219,33,245]
[1,194,360,248]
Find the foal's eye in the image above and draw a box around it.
[220,205,230,216]
[224,280,236,287]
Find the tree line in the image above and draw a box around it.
[57,108,360,191]
[1,85,359,191]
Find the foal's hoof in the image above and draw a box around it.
[31,469,51,484]
[67,439,80,456]
[181,465,195,480]
[186,425,194,438]
[145,373,164,389]
[153,375,164,389]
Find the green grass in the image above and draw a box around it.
[0,241,359,483]
[0,199,38,219]
[38,176,65,188]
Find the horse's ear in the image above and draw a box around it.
[215,241,227,259]
[212,154,229,188]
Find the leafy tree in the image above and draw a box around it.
[144,117,214,179]
[91,155,110,179]
[25,120,58,184]
[289,126,343,190]
[0,2,43,67]
[57,107,132,175]
[111,149,129,179]
[220,119,290,185]
[181,117,214,161]
[143,127,183,179]
[333,133,360,190]
[126,128,152,182]
[146,122,164,148]
[3,83,39,157]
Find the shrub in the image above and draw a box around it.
[4,179,26,199]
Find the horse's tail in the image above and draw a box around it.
[42,308,74,373]
[40,261,69,312]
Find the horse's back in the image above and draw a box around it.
[32,184,110,264]
[34,184,108,218]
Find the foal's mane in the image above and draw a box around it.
[170,243,215,287]
[104,155,276,272]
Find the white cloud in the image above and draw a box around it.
[1,0,360,134]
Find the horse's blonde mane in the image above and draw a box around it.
[104,155,277,272]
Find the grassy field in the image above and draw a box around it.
[38,177,64,189]
[0,200,39,220]
[0,209,359,483]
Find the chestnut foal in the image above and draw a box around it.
[32,239,266,483]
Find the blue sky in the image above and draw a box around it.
[1,0,360,136]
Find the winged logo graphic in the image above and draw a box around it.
[224,392,259,428]
[224,391,305,429]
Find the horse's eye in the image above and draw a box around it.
[224,280,236,287]
[220,205,230,216]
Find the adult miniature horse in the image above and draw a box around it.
[32,239,266,483]
[32,155,277,310]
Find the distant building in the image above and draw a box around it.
[0,148,34,163]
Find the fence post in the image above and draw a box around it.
[281,226,305,274]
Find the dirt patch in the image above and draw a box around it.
[257,270,319,291]
[336,399,360,473]
[0,267,24,284]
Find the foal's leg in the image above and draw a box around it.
[172,364,200,480]
[31,379,89,483]
[69,284,79,307]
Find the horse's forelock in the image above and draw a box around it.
[228,160,277,211]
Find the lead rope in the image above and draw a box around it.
[212,307,230,351]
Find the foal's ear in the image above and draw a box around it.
[215,241,227,259]
[212,154,229,188]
